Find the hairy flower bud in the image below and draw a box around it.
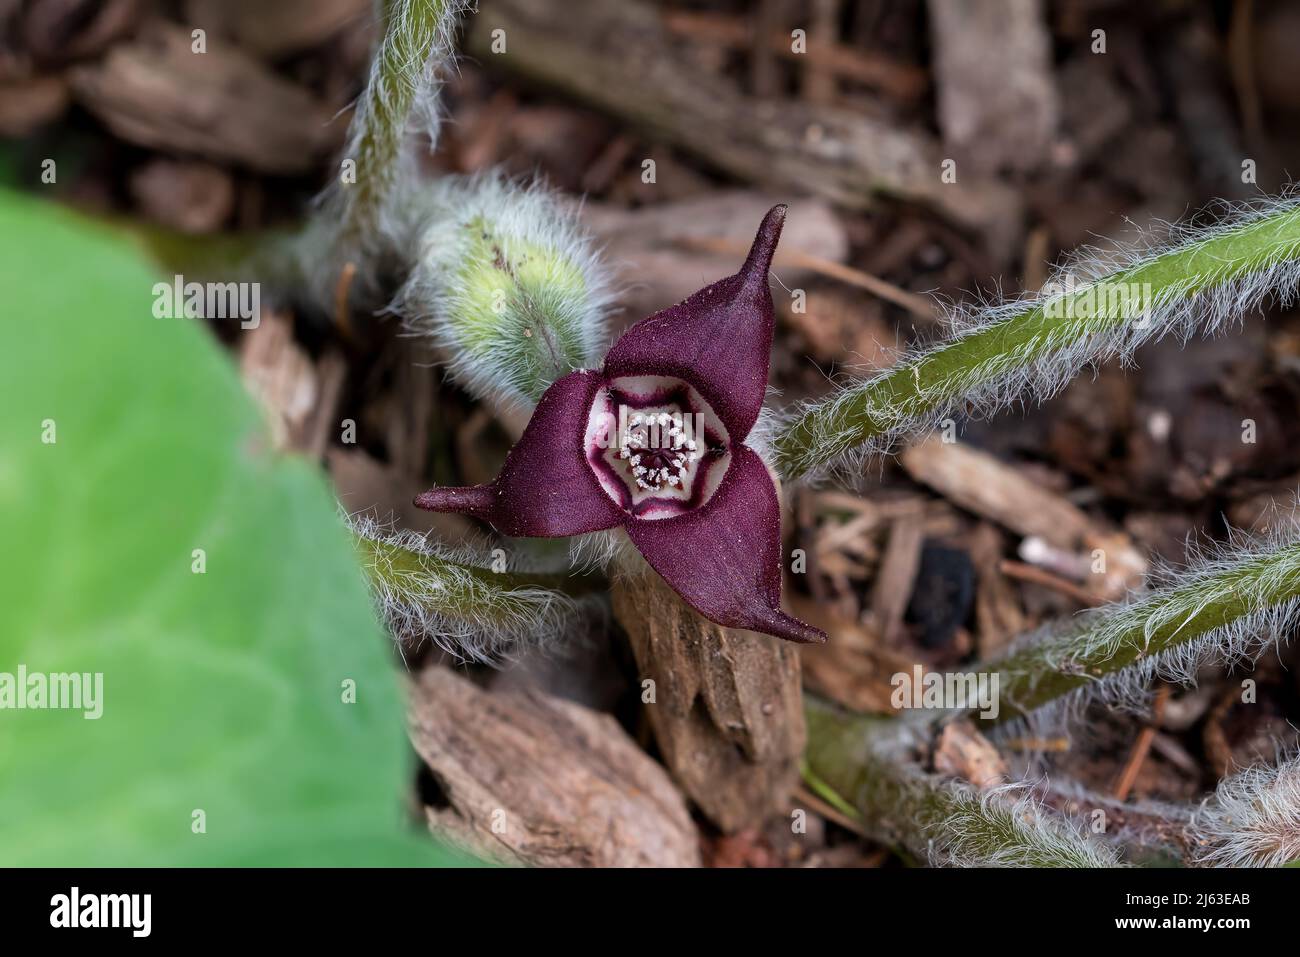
[399,173,614,407]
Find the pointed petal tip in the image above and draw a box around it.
[762,608,828,645]
[413,485,495,516]
[740,204,788,286]
[414,372,626,539]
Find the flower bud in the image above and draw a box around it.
[400,173,613,406]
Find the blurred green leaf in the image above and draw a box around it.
[0,192,462,865]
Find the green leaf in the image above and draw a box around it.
[0,192,463,865]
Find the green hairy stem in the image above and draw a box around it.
[1189,754,1300,867]
[351,524,602,661]
[356,531,599,599]
[339,0,461,243]
[774,201,1300,481]
[803,698,1120,867]
[982,536,1300,721]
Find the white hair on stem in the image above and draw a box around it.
[1026,776,1195,864]
[1017,752,1300,867]
[348,512,602,664]
[333,0,471,243]
[277,0,474,314]
[925,777,1123,868]
[1187,752,1300,867]
[775,191,1300,483]
[805,704,1123,867]
[986,513,1300,732]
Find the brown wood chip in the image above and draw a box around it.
[900,435,1147,600]
[868,515,925,646]
[932,720,1007,790]
[71,20,340,173]
[409,666,701,867]
[927,0,1058,174]
[612,566,805,833]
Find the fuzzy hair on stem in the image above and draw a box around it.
[1017,772,1196,864]
[395,172,615,408]
[982,518,1300,726]
[349,513,604,664]
[774,192,1300,482]
[804,699,1122,867]
[1187,752,1300,867]
[270,0,471,314]
[333,0,469,246]
[1036,764,1300,867]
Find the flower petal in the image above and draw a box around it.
[602,205,786,441]
[625,443,826,643]
[414,370,625,537]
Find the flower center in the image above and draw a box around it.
[584,375,731,520]
[616,411,701,491]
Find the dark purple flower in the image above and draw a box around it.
[415,206,826,644]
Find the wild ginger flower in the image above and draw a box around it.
[416,205,825,644]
